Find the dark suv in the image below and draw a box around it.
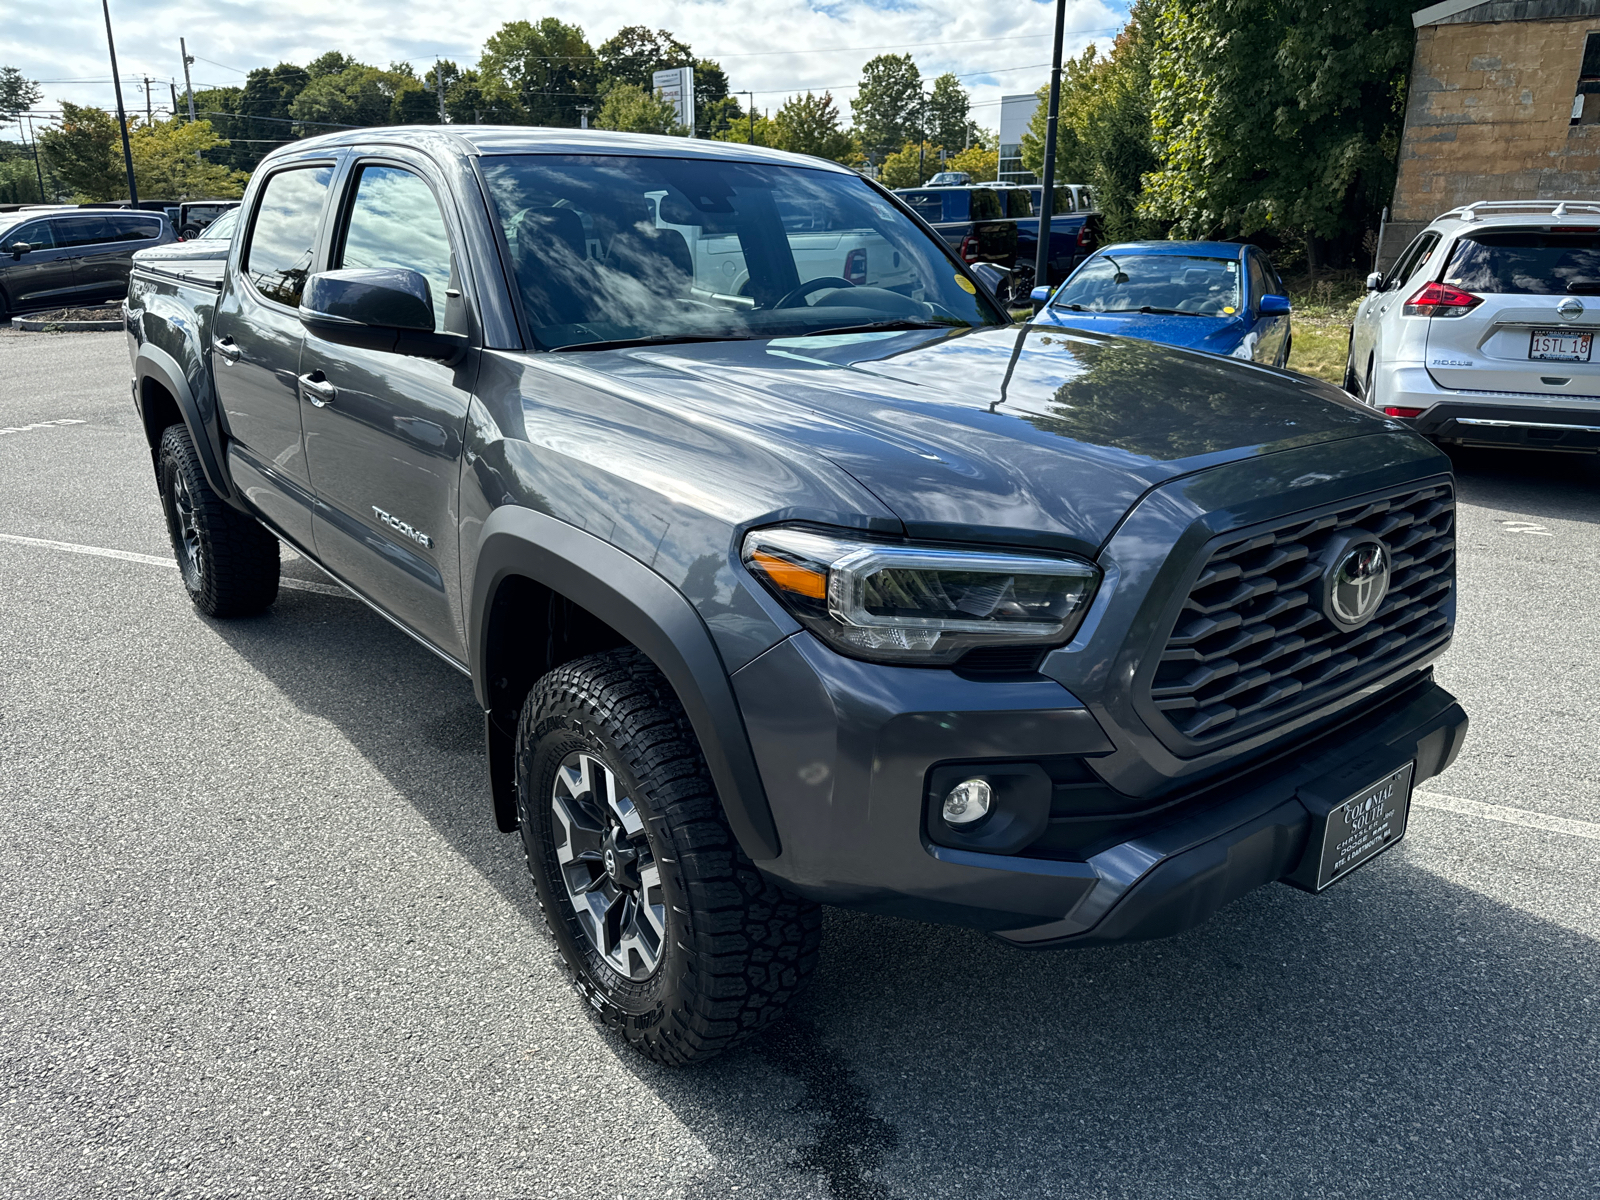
[125,128,1466,1066]
[1,207,173,318]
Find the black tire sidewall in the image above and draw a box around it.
[516,688,695,1040]
[157,428,210,605]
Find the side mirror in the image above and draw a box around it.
[9,241,31,259]
[1030,285,1052,306]
[299,268,464,362]
[1258,293,1291,316]
[1364,271,1384,292]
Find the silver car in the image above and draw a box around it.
[1347,200,1600,453]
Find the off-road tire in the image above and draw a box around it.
[516,648,822,1066]
[156,423,279,617]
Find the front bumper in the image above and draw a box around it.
[732,631,1467,946]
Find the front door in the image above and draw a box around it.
[1246,252,1288,364]
[212,160,339,550]
[2,219,80,311]
[71,211,168,303]
[300,159,477,659]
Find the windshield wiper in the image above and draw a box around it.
[798,320,956,337]
[554,332,756,352]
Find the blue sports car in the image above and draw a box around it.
[1030,240,1294,367]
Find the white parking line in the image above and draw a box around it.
[0,418,87,436]
[0,531,348,598]
[1415,790,1600,840]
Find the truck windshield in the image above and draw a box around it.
[479,154,1004,350]
[1052,253,1241,315]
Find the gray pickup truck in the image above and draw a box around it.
[125,127,1467,1066]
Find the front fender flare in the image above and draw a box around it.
[134,344,241,508]
[469,506,781,863]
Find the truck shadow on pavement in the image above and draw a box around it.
[212,583,1599,1200]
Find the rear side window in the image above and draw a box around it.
[1385,232,1439,291]
[245,165,335,307]
[108,214,162,242]
[55,214,115,248]
[1443,231,1600,295]
[970,189,1002,221]
[899,191,944,222]
[337,165,454,332]
[1004,190,1033,218]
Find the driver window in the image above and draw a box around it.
[9,222,55,250]
[1246,254,1274,306]
[338,165,454,333]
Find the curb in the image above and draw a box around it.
[9,316,123,332]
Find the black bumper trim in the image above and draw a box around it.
[992,678,1468,948]
[1414,403,1600,450]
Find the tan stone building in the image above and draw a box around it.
[1383,0,1600,266]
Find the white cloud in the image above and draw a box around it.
[2,0,1127,132]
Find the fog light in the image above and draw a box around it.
[942,778,993,826]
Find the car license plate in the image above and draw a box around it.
[1311,763,1414,891]
[1529,329,1593,361]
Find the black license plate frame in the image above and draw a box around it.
[1528,328,1594,362]
[1308,762,1415,891]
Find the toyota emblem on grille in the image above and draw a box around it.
[1322,536,1391,630]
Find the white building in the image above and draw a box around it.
[998,92,1042,184]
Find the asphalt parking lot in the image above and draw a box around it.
[2,328,1597,1200]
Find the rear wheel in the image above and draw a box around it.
[516,648,822,1066]
[157,424,279,617]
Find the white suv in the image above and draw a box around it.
[1347,200,1600,454]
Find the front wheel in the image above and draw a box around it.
[157,424,279,617]
[516,649,821,1066]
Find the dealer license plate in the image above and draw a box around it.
[1529,329,1593,362]
[1312,763,1415,891]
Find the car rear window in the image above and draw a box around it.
[1443,230,1600,295]
[900,191,964,223]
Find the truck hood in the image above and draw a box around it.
[552,323,1398,555]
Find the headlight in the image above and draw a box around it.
[741,526,1101,665]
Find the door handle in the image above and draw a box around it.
[214,336,241,363]
[298,371,335,407]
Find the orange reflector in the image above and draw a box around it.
[750,550,827,600]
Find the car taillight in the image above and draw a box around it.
[1384,406,1425,418]
[843,248,868,286]
[1403,281,1480,317]
[958,235,980,263]
[1076,225,1095,249]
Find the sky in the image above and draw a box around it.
[2,0,1129,133]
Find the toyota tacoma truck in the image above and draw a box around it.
[124,127,1468,1066]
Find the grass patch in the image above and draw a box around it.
[1282,272,1362,387]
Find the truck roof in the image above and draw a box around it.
[278,125,858,174]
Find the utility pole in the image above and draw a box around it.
[181,38,197,121]
[1032,0,1068,304]
[22,115,46,202]
[436,61,446,123]
[143,75,153,123]
[100,0,138,205]
[736,91,754,144]
[170,79,179,115]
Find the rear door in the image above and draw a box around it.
[1,219,79,310]
[212,159,339,549]
[73,212,167,301]
[299,156,479,658]
[1424,227,1600,398]
[1353,230,1437,377]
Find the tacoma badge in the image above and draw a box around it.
[371,506,433,548]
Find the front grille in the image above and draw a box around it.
[1148,482,1456,745]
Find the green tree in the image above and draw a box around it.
[194,62,313,171]
[479,19,599,127]
[943,143,997,181]
[710,106,772,147]
[926,73,973,152]
[692,60,732,137]
[597,26,693,90]
[1,66,43,120]
[593,83,686,135]
[879,140,940,188]
[130,117,247,199]
[306,51,356,80]
[38,101,124,200]
[769,91,855,162]
[850,54,921,161]
[1140,0,1413,260]
[701,95,747,140]
[289,62,411,132]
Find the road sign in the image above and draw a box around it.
[652,67,695,135]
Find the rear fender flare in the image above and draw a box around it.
[470,505,781,863]
[134,344,241,508]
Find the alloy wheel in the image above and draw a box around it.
[550,751,667,981]
[171,470,204,591]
